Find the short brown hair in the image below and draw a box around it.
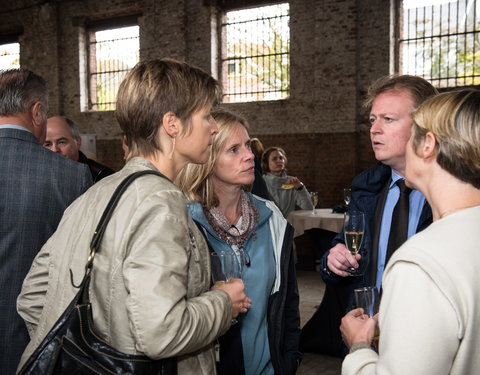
[364,75,438,112]
[412,89,480,188]
[175,108,249,209]
[115,58,221,157]
[261,146,287,174]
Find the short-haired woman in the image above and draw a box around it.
[341,89,480,374]
[17,59,248,374]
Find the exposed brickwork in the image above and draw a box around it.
[0,0,389,205]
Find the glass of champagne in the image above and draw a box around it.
[344,210,365,276]
[343,188,352,207]
[310,191,318,214]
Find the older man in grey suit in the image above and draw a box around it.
[0,69,92,374]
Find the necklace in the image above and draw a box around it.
[439,205,478,218]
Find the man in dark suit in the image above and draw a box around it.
[301,75,437,357]
[0,69,92,373]
[44,116,115,183]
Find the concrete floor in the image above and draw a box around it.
[296,270,342,375]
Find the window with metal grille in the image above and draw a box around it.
[220,3,290,103]
[399,0,480,88]
[87,24,139,111]
[0,36,20,70]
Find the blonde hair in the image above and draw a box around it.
[115,58,220,157]
[412,89,480,188]
[364,74,438,112]
[250,138,265,159]
[175,108,249,209]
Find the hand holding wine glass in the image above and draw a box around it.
[326,243,360,277]
[211,251,243,284]
[211,251,248,322]
[354,286,380,350]
[344,211,365,276]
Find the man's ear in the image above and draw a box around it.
[162,111,180,138]
[30,101,45,128]
[30,101,47,142]
[75,136,82,149]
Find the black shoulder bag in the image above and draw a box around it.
[18,170,177,375]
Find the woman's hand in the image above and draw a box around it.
[212,278,251,318]
[285,177,303,190]
[340,308,378,349]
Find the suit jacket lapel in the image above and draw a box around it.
[369,178,391,286]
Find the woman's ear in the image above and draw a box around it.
[162,111,180,138]
[422,131,437,159]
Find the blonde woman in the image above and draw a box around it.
[341,89,480,374]
[176,109,301,375]
[17,59,248,374]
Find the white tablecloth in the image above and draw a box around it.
[287,209,344,237]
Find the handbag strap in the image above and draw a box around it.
[86,169,169,269]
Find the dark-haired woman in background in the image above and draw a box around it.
[262,146,313,218]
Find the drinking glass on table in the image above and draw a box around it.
[310,191,318,214]
[343,188,352,207]
[354,286,380,350]
[211,251,245,324]
[344,210,365,276]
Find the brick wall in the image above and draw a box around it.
[0,0,390,206]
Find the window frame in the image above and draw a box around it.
[396,0,480,89]
[83,15,140,112]
[217,1,290,103]
[0,33,21,70]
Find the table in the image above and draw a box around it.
[287,209,344,238]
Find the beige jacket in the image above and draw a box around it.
[17,157,231,374]
[342,206,480,374]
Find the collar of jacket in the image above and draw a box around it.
[189,192,272,240]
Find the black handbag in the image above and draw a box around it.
[18,170,177,375]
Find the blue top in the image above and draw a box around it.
[189,193,276,375]
[375,170,426,289]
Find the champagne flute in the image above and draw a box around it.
[344,211,365,276]
[343,188,352,207]
[310,191,318,214]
